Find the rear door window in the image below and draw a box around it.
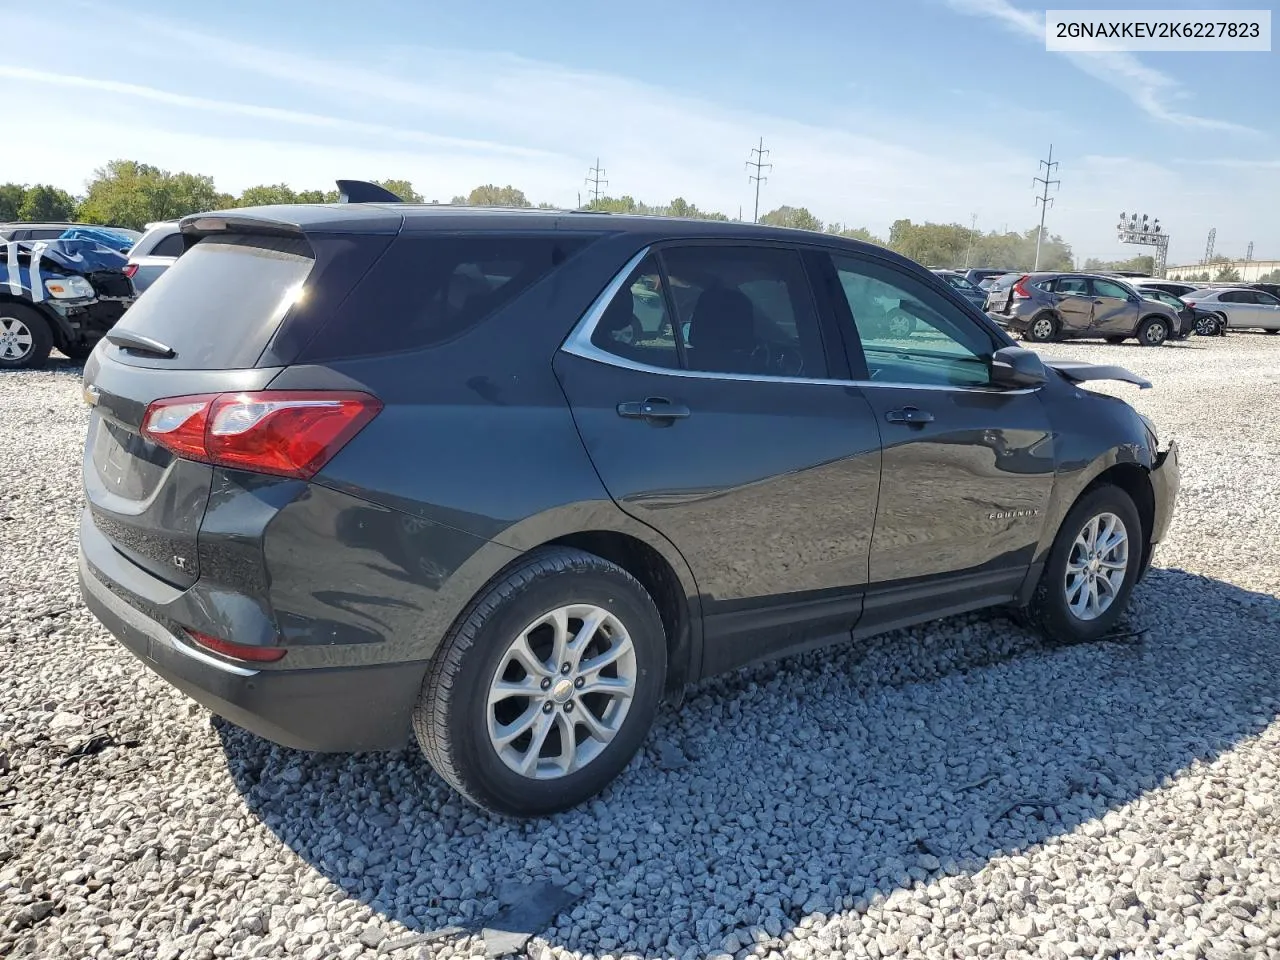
[1091,278,1131,300]
[1052,277,1090,295]
[149,233,186,257]
[109,234,314,369]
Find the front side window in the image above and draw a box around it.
[830,255,994,387]
[1254,292,1280,307]
[1091,279,1132,300]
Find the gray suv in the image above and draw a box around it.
[987,273,1182,346]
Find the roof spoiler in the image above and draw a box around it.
[336,180,403,204]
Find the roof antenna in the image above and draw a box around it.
[336,180,404,204]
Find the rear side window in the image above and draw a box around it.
[111,235,313,369]
[150,233,186,257]
[1052,277,1089,295]
[306,234,591,360]
[1219,291,1254,303]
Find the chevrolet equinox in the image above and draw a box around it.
[80,197,1179,816]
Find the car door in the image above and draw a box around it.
[821,251,1055,635]
[1216,290,1255,328]
[1048,276,1093,332]
[555,242,883,675]
[1252,291,1280,329]
[1088,278,1139,336]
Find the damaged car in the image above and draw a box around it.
[1,235,136,368]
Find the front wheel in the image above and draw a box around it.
[414,547,666,817]
[1193,315,1219,337]
[1136,316,1169,346]
[0,303,54,369]
[1024,485,1144,645]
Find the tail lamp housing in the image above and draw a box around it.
[141,390,382,480]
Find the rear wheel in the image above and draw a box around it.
[1024,485,1144,645]
[1136,316,1169,346]
[1025,313,1058,343]
[414,547,666,817]
[0,303,53,370]
[885,309,915,339]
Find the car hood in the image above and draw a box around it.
[1044,358,1152,390]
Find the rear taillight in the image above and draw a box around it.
[1012,275,1032,299]
[1185,301,1196,309]
[141,391,382,479]
[122,264,138,279]
[185,629,286,663]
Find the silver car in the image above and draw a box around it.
[124,221,184,294]
[1185,287,1280,334]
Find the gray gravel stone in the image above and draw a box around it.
[3,342,1280,960]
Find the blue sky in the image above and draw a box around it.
[1,0,1275,265]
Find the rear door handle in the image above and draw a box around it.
[885,406,934,426]
[617,398,691,423]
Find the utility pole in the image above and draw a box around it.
[746,137,772,223]
[964,213,978,268]
[1203,228,1216,264]
[1246,240,1254,261]
[1032,144,1060,271]
[584,158,608,205]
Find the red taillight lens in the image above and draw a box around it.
[185,629,286,663]
[142,391,382,479]
[1185,301,1196,309]
[1012,275,1032,299]
[122,264,139,279]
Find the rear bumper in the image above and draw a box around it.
[79,545,426,752]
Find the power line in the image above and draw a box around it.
[584,158,608,204]
[1032,144,1061,271]
[746,137,772,224]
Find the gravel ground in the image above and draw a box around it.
[3,335,1280,960]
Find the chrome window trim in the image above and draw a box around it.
[560,245,1039,396]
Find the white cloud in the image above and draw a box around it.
[943,0,1261,135]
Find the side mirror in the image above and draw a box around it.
[991,346,1047,388]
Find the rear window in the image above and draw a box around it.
[111,234,313,369]
[301,234,592,361]
[150,233,186,257]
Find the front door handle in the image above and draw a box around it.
[885,406,934,426]
[617,398,691,423]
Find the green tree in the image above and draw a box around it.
[760,205,823,232]
[1256,268,1280,283]
[78,160,223,230]
[1214,265,1241,282]
[237,183,298,206]
[1082,254,1155,275]
[374,179,423,203]
[15,184,77,221]
[887,220,975,267]
[825,223,883,244]
[0,183,26,221]
[294,189,339,204]
[457,184,532,207]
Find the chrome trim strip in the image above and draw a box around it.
[560,245,1038,396]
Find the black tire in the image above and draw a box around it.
[0,302,54,370]
[1105,336,1126,344]
[60,341,97,361]
[1136,316,1169,347]
[414,547,666,817]
[1024,485,1144,645]
[1024,313,1058,343]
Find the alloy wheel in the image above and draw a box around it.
[1144,321,1167,344]
[1063,512,1129,621]
[1032,317,1054,340]
[486,604,637,780]
[0,316,34,361]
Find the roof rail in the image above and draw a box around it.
[336,180,404,204]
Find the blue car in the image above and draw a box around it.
[931,269,990,310]
[1,237,136,368]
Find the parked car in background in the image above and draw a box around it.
[1184,287,1280,334]
[0,222,140,247]
[981,272,1022,302]
[964,267,1015,287]
[124,221,184,294]
[78,192,1178,816]
[1132,284,1195,340]
[0,235,136,367]
[1127,278,1199,299]
[1248,282,1280,300]
[987,273,1181,345]
[931,269,988,309]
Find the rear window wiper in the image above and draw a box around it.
[105,330,176,359]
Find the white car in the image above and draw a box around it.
[1185,287,1280,334]
[124,221,183,294]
